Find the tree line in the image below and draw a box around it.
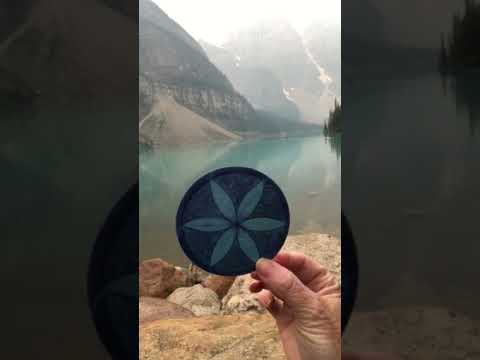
[324,98,341,135]
[439,0,480,73]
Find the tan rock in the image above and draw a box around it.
[220,274,265,315]
[139,297,195,325]
[139,258,191,298]
[139,314,285,360]
[187,263,210,284]
[167,284,221,316]
[218,234,340,315]
[201,275,236,299]
[222,274,255,306]
[282,233,341,283]
[223,295,265,315]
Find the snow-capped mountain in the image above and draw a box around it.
[201,20,340,125]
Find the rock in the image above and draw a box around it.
[139,258,191,298]
[139,297,195,325]
[223,295,265,315]
[222,274,255,306]
[283,233,341,283]
[167,284,221,316]
[187,263,210,284]
[201,275,236,299]
[218,233,341,315]
[139,314,285,360]
[221,274,265,315]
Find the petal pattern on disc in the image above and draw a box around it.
[237,181,264,222]
[210,180,236,222]
[241,218,285,231]
[238,228,260,263]
[210,228,236,266]
[184,217,231,232]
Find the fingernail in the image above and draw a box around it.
[256,258,272,277]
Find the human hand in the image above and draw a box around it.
[250,252,341,360]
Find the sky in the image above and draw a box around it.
[155,0,341,46]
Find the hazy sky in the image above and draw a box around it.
[155,0,341,46]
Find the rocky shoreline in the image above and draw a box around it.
[139,233,340,360]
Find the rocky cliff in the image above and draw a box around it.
[208,20,337,125]
[304,22,341,96]
[199,40,300,123]
[139,0,260,145]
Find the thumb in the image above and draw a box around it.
[255,258,315,312]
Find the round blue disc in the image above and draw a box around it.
[176,167,290,275]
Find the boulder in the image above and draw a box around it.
[221,274,265,315]
[223,294,264,315]
[139,258,191,298]
[201,275,236,299]
[139,297,195,325]
[187,263,210,284]
[219,234,341,315]
[139,314,285,360]
[167,284,221,316]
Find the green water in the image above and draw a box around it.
[140,135,341,266]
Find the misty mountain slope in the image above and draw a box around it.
[139,0,205,56]
[139,0,264,143]
[139,0,321,146]
[200,40,300,122]
[304,22,341,95]
[139,90,241,147]
[225,21,324,94]
[219,20,338,124]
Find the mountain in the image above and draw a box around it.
[214,20,337,124]
[199,40,300,122]
[139,0,321,146]
[139,0,203,55]
[225,21,323,93]
[139,0,262,146]
[304,22,341,95]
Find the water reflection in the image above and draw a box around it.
[140,136,341,265]
[344,72,480,317]
[446,73,480,136]
[325,134,341,159]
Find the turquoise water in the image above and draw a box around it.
[140,135,341,265]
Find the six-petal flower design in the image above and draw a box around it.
[183,180,285,266]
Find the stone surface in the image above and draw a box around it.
[139,314,285,360]
[223,295,265,315]
[201,275,236,299]
[220,234,340,314]
[221,274,265,315]
[139,233,342,359]
[139,258,191,298]
[188,264,210,284]
[167,284,221,316]
[139,297,195,325]
[283,233,341,283]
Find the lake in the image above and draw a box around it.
[343,71,480,318]
[140,135,341,266]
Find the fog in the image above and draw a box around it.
[155,0,341,46]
